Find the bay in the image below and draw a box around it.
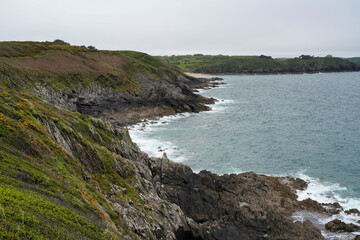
[130,72,360,223]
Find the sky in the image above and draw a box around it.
[1,0,359,57]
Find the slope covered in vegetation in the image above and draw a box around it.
[161,55,360,74]
[0,41,203,239]
[0,41,184,92]
[0,42,214,126]
[0,88,136,239]
[0,41,337,240]
[347,57,360,65]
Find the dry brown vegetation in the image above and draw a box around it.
[0,51,126,73]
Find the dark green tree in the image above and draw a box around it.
[53,39,70,45]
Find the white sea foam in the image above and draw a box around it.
[205,99,235,113]
[295,172,360,212]
[291,172,360,239]
[129,79,235,162]
[128,100,234,162]
[129,113,192,162]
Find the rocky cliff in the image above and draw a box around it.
[0,41,351,239]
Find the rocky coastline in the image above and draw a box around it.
[35,73,360,239]
[34,74,222,127]
[162,55,360,76]
[1,42,359,239]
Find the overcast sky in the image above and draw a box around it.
[1,0,359,57]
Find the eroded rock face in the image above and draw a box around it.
[35,74,219,126]
[39,99,327,239]
[33,71,327,239]
[148,156,324,240]
[87,122,325,239]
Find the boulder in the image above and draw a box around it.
[325,219,360,232]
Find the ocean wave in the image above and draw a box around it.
[205,99,236,113]
[128,96,236,161]
[129,129,188,162]
[129,113,193,162]
[295,172,360,212]
[128,84,236,162]
[292,172,360,239]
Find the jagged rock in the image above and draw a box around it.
[152,156,324,240]
[299,198,327,213]
[34,78,327,239]
[345,208,360,215]
[35,74,218,126]
[325,219,360,232]
[322,202,343,214]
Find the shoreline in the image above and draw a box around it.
[186,70,360,76]
[129,108,360,239]
[128,75,360,239]
[184,72,214,77]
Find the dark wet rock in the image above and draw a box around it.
[345,208,360,215]
[299,199,327,213]
[148,155,324,240]
[354,235,360,240]
[325,219,360,232]
[322,202,343,214]
[291,178,308,190]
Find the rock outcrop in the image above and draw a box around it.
[325,219,360,233]
[34,74,219,126]
[144,155,324,240]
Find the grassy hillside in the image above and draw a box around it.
[0,87,144,239]
[347,57,360,65]
[0,41,183,93]
[0,41,195,239]
[161,55,360,74]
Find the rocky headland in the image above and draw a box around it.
[161,55,360,75]
[0,41,359,239]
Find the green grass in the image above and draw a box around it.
[347,57,360,65]
[161,55,360,74]
[0,41,93,58]
[0,41,185,94]
[0,88,147,239]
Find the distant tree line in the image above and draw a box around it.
[53,39,97,50]
[53,39,70,45]
[259,55,272,59]
[298,55,314,60]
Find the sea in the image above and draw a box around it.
[129,72,360,239]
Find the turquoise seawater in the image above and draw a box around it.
[130,72,360,237]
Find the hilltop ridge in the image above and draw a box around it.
[0,41,217,126]
[161,54,360,74]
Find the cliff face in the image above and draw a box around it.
[0,88,325,240]
[152,157,325,240]
[0,42,328,239]
[0,42,216,126]
[0,88,193,239]
[33,73,215,126]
